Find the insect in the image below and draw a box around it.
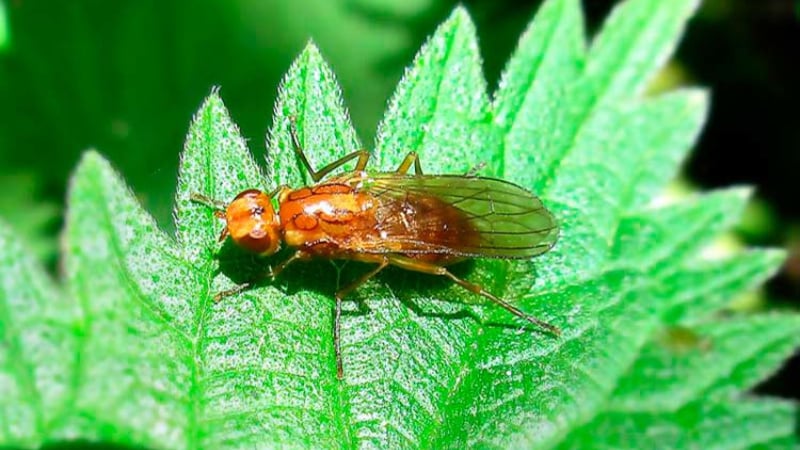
[191,119,560,379]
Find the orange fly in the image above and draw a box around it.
[191,119,560,379]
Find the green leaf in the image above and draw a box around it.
[586,0,699,100]
[178,88,344,448]
[610,314,800,412]
[63,104,345,448]
[65,151,196,448]
[660,249,786,323]
[267,42,361,188]
[374,6,491,173]
[0,0,8,52]
[175,89,268,266]
[0,222,77,447]
[558,398,799,450]
[1,1,799,449]
[612,188,751,271]
[492,0,585,182]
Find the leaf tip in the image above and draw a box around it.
[69,149,116,203]
[727,185,755,203]
[760,247,789,269]
[279,39,333,96]
[299,38,323,65]
[440,5,477,37]
[681,87,710,114]
[448,5,472,23]
[194,88,227,120]
[75,148,107,174]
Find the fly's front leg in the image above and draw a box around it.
[212,251,310,302]
[189,193,230,244]
[212,282,252,302]
[190,192,228,211]
[288,116,370,181]
[268,250,310,279]
[332,256,389,379]
[387,255,561,336]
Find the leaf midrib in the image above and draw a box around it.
[344,15,464,448]
[405,15,458,158]
[185,120,223,450]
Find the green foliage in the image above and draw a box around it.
[0,1,7,51]
[0,0,414,228]
[0,0,798,449]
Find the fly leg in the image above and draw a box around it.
[189,194,231,243]
[386,255,561,335]
[190,192,227,211]
[332,256,389,379]
[212,250,310,302]
[464,161,487,177]
[395,152,482,177]
[268,250,309,279]
[268,184,291,198]
[289,116,371,181]
[394,151,424,176]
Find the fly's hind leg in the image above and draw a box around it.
[332,256,389,379]
[288,116,370,181]
[387,255,561,336]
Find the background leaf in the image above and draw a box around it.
[374,6,491,173]
[0,222,76,447]
[0,1,798,449]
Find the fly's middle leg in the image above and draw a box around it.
[395,151,424,176]
[332,256,389,379]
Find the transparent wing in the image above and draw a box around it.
[362,174,559,259]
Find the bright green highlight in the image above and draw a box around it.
[0,1,8,51]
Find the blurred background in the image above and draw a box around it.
[0,0,797,399]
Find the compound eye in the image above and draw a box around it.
[233,189,263,201]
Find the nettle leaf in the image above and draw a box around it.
[558,398,799,450]
[267,43,361,188]
[374,6,491,173]
[610,314,800,413]
[0,1,798,449]
[0,222,78,447]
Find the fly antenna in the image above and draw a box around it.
[190,192,227,211]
